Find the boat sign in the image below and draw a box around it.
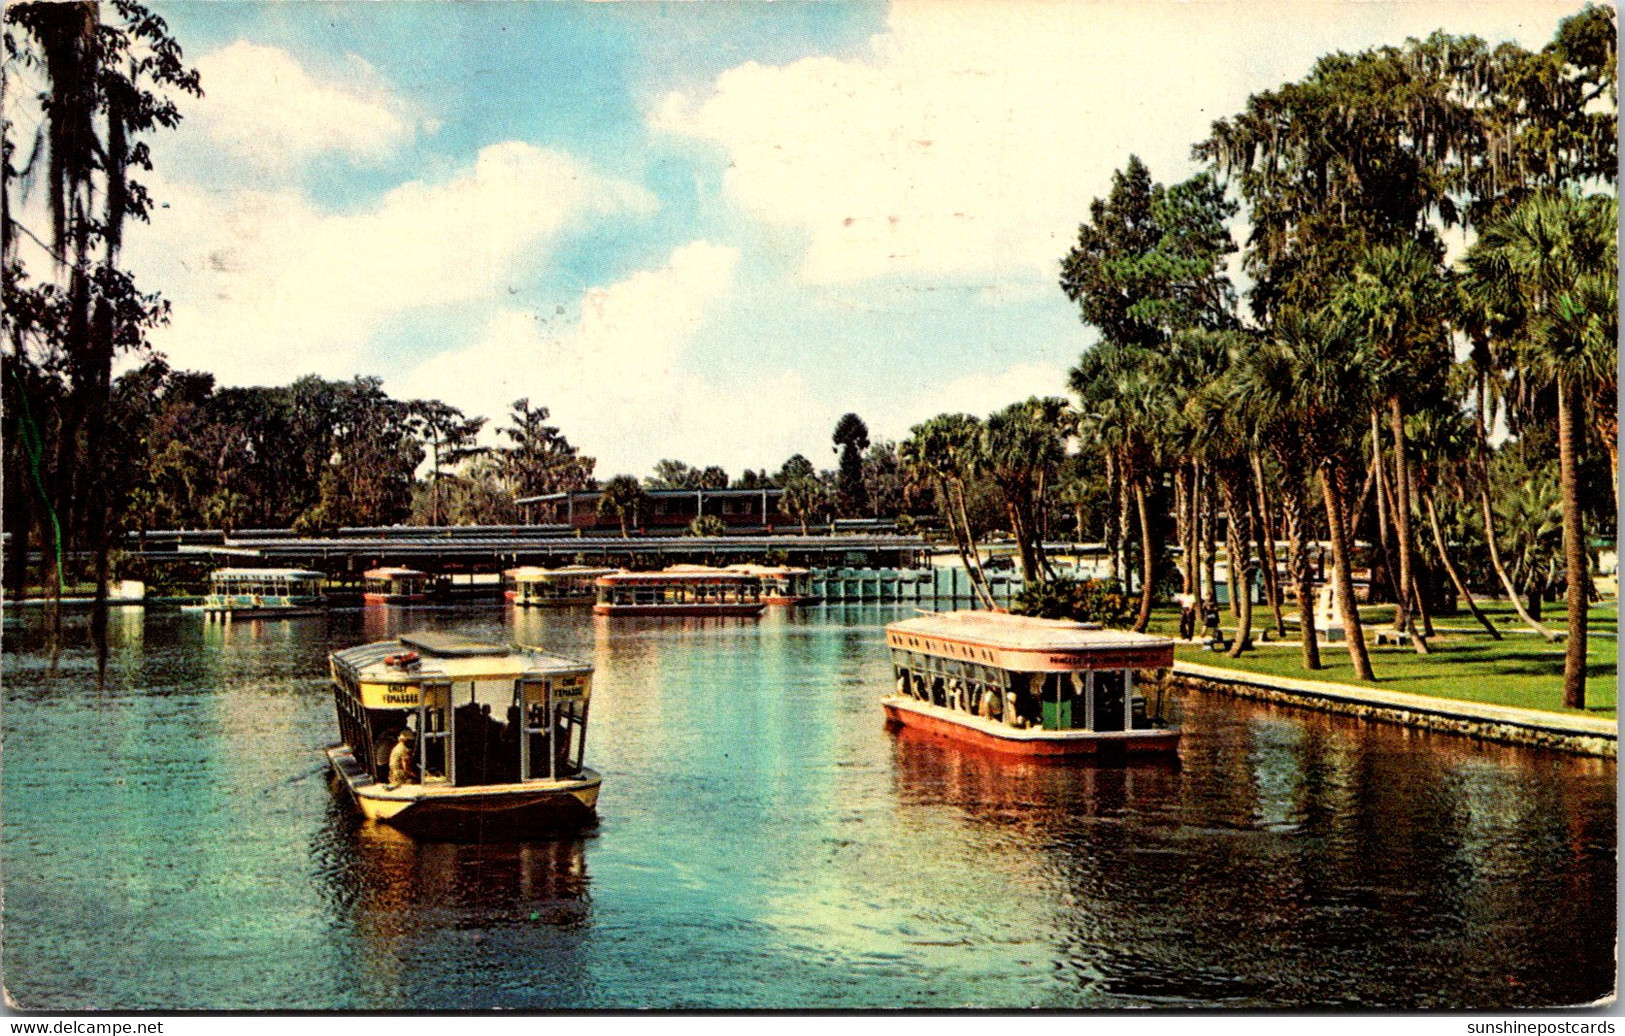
[360,682,422,708]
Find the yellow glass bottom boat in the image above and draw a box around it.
[327,630,601,839]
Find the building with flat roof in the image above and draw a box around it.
[518,487,786,534]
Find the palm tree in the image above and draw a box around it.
[1234,308,1377,680]
[1071,344,1169,632]
[981,397,1072,584]
[900,414,996,609]
[1453,290,1561,640]
[1182,329,1261,655]
[1335,240,1455,654]
[1495,471,1563,620]
[1461,189,1616,708]
[779,476,832,537]
[597,475,645,538]
[1409,405,1502,639]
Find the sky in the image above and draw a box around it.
[112,0,1580,479]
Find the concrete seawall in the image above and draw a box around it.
[1162,660,1618,758]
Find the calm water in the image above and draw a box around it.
[2,605,1616,1010]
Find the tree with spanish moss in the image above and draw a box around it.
[3,0,200,639]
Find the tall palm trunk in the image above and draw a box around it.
[1281,478,1320,670]
[1320,465,1375,681]
[1558,375,1588,709]
[1251,452,1286,637]
[1388,396,1428,653]
[1198,466,1218,616]
[950,480,997,610]
[1424,494,1500,639]
[1175,463,1194,595]
[1370,409,1400,606]
[1132,478,1155,633]
[1222,477,1253,657]
[1408,475,1435,641]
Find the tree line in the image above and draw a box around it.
[898,6,1616,708]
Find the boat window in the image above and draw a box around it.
[366,709,409,780]
[418,682,453,785]
[554,699,588,777]
[450,679,523,786]
[1005,673,1039,728]
[1092,670,1128,732]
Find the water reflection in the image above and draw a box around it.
[310,791,594,1009]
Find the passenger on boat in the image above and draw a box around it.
[388,729,419,785]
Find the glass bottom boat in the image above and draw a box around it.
[361,567,431,604]
[327,631,600,838]
[593,568,766,617]
[185,569,327,619]
[883,611,1180,757]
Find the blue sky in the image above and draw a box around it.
[126,0,1578,478]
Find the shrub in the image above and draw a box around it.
[1012,576,1132,626]
[687,515,726,537]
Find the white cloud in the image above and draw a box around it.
[653,0,1570,286]
[394,241,818,476]
[184,42,415,169]
[127,142,655,385]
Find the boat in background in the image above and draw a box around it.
[725,564,818,606]
[882,610,1179,756]
[326,630,600,837]
[505,565,619,607]
[185,569,326,619]
[594,567,765,618]
[362,567,429,605]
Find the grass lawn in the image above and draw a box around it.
[1141,600,1618,719]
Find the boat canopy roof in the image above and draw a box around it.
[726,564,810,576]
[509,566,619,581]
[332,633,590,685]
[598,568,759,585]
[364,566,426,578]
[888,611,1173,662]
[212,567,325,580]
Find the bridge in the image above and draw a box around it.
[131,525,933,577]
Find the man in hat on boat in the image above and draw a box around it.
[388,728,419,786]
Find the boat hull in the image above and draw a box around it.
[185,605,326,620]
[881,696,1180,756]
[592,603,764,617]
[326,745,600,839]
[362,593,428,605]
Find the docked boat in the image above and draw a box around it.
[882,611,1179,756]
[506,565,619,607]
[362,566,429,605]
[725,564,818,605]
[326,630,600,837]
[186,568,326,618]
[593,567,765,617]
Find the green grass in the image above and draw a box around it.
[1143,600,1618,718]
